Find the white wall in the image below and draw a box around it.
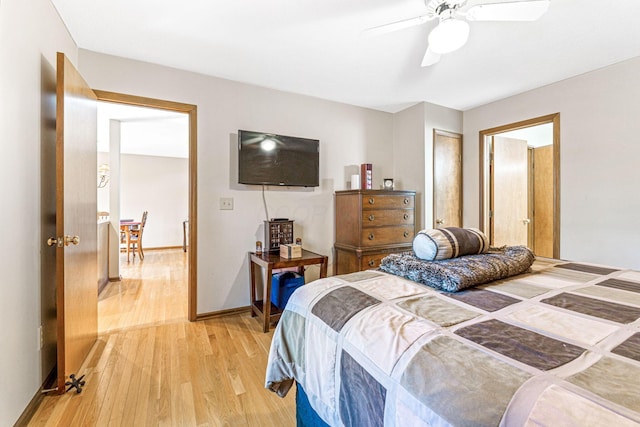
[0,0,78,424]
[120,153,189,248]
[463,56,640,269]
[77,49,395,313]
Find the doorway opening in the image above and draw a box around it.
[95,91,198,327]
[479,113,560,258]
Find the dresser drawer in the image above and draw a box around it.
[363,209,414,226]
[360,253,389,270]
[361,226,414,247]
[362,195,414,210]
[334,245,411,275]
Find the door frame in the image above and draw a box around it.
[479,113,560,259]
[94,90,198,321]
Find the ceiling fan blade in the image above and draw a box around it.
[421,46,441,67]
[466,0,550,21]
[362,14,432,37]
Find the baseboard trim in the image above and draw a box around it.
[196,306,251,321]
[97,277,109,294]
[145,246,183,251]
[14,368,56,426]
[118,246,182,253]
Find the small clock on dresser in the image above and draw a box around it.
[383,178,394,190]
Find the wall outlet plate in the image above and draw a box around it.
[220,197,234,210]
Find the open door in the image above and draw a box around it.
[479,114,560,258]
[491,136,529,247]
[52,52,98,392]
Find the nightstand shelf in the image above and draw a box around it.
[248,249,328,332]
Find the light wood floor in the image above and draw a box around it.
[29,249,295,426]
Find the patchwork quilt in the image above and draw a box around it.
[265,259,640,426]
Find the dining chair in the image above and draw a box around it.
[127,211,148,261]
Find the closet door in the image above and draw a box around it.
[433,129,462,228]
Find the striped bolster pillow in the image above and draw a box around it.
[413,227,490,261]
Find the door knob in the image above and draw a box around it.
[47,237,61,247]
[436,219,445,225]
[64,235,80,246]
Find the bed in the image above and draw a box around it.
[265,248,640,426]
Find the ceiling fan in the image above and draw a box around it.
[364,0,550,67]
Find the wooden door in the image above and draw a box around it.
[55,52,98,392]
[492,136,528,247]
[533,145,554,257]
[433,130,462,228]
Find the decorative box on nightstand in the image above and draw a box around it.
[280,243,302,259]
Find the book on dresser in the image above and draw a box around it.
[334,189,416,275]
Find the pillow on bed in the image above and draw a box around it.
[413,227,489,261]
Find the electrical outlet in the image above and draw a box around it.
[38,325,44,350]
[220,197,234,210]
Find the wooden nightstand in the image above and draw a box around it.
[248,249,328,332]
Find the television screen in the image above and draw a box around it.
[238,130,319,187]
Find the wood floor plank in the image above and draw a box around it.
[29,249,295,426]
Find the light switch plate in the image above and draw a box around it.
[220,197,234,210]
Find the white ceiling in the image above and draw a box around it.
[498,122,552,147]
[97,102,189,158]
[52,0,640,113]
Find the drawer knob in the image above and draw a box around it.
[368,260,376,267]
[404,198,410,205]
[368,198,375,205]
[403,231,410,238]
[368,233,375,240]
[368,214,375,221]
[403,213,409,220]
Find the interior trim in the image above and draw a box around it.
[478,113,560,259]
[13,368,56,426]
[93,90,199,321]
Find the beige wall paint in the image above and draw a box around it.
[464,56,640,269]
[393,103,425,229]
[120,153,189,248]
[78,49,395,313]
[0,0,78,424]
[392,102,463,231]
[424,103,464,230]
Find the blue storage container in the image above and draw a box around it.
[271,271,305,309]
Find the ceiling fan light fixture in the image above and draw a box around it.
[428,17,469,54]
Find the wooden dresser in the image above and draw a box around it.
[334,190,416,274]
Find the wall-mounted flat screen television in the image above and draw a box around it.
[238,130,319,187]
